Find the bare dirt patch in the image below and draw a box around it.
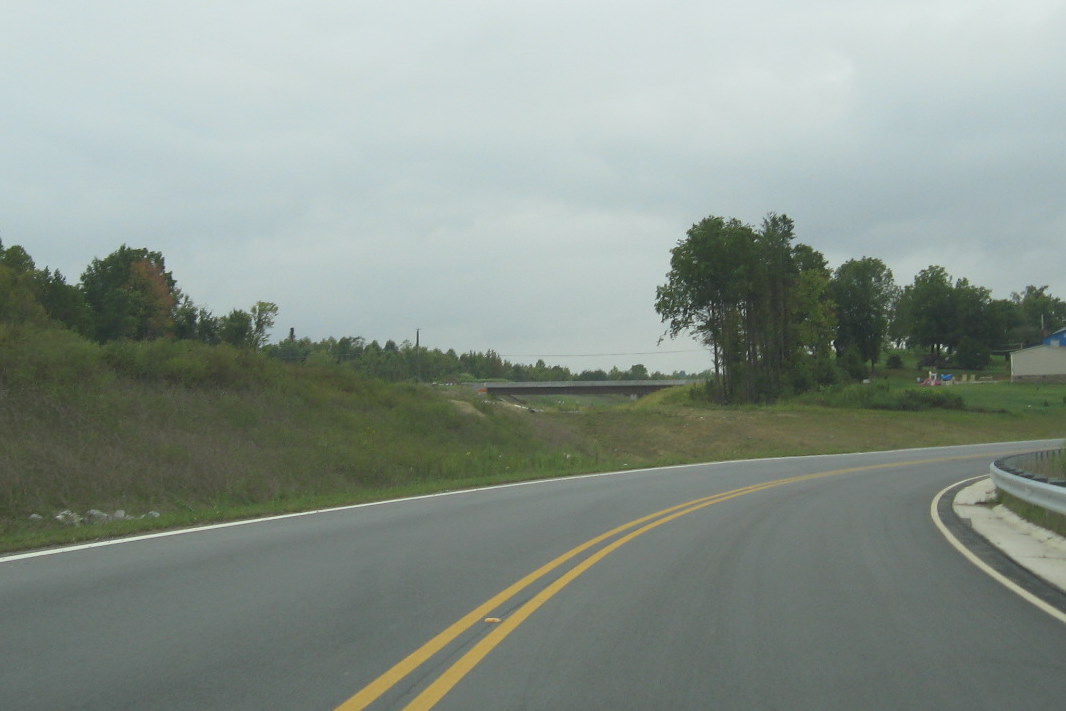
[450,400,484,417]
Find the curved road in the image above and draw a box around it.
[3,440,1065,709]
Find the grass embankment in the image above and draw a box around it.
[1,365,571,552]
[2,336,1065,553]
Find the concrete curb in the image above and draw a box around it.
[953,477,1066,593]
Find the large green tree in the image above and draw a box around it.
[830,257,897,374]
[0,240,91,333]
[655,213,834,402]
[217,301,277,349]
[894,265,955,358]
[0,241,48,326]
[948,278,994,352]
[1011,285,1066,346]
[80,245,178,342]
[788,245,838,389]
[894,266,1006,367]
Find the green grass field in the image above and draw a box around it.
[2,349,1064,553]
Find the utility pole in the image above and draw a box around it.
[415,328,421,382]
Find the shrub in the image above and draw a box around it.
[955,336,991,370]
[918,353,949,369]
[795,382,965,411]
[103,339,275,388]
[837,346,868,381]
[887,388,964,411]
[0,326,105,390]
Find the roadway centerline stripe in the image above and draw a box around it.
[339,452,1005,711]
[334,483,777,710]
[403,483,791,710]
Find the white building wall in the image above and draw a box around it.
[1011,345,1066,382]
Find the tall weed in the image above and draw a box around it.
[796,382,965,411]
[0,326,106,392]
[103,339,275,388]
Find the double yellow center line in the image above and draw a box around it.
[337,453,996,710]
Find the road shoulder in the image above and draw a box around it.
[952,477,1066,594]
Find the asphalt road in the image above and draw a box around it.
[3,441,1065,710]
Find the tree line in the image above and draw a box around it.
[265,335,669,383]
[6,225,1062,395]
[0,241,277,350]
[656,213,1066,403]
[0,239,675,384]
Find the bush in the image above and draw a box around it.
[0,326,105,390]
[955,336,991,370]
[887,388,964,411]
[103,339,275,388]
[838,346,869,381]
[885,353,904,369]
[918,353,949,369]
[796,382,965,411]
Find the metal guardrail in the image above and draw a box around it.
[990,450,1066,517]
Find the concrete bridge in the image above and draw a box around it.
[474,379,697,398]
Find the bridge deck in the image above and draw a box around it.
[475,380,696,397]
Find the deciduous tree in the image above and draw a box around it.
[830,257,897,374]
[1011,285,1066,346]
[80,245,178,342]
[894,265,954,358]
[655,213,833,402]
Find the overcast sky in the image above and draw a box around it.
[3,1,1063,374]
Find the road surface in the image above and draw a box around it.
[3,441,1065,709]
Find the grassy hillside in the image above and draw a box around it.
[2,334,1065,553]
[0,335,577,550]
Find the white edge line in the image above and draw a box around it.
[0,464,700,562]
[4,439,1058,564]
[930,476,1066,625]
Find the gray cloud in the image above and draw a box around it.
[3,0,1063,374]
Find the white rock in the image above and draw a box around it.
[85,509,112,524]
[55,510,82,526]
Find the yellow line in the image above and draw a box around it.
[930,478,1066,625]
[334,485,768,710]
[338,451,1009,710]
[404,484,785,710]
